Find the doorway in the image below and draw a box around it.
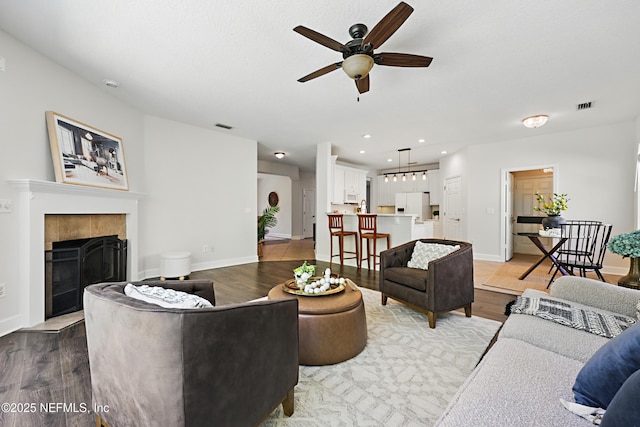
[303,188,316,239]
[501,165,557,262]
[443,176,463,240]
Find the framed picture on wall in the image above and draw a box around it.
[45,111,129,191]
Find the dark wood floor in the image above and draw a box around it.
[0,259,516,426]
[190,260,516,323]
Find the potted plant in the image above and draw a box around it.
[257,205,279,257]
[533,192,569,230]
[607,230,640,289]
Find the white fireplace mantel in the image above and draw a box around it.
[8,179,144,327]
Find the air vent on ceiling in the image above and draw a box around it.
[576,101,593,111]
[215,123,233,130]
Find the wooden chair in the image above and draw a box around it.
[328,214,359,268]
[357,214,390,275]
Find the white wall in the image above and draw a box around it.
[0,29,145,335]
[315,143,333,262]
[258,173,292,239]
[447,122,637,272]
[0,29,259,335]
[141,116,258,277]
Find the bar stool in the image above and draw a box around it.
[328,214,360,268]
[357,214,390,275]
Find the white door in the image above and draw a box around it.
[303,189,316,239]
[505,172,514,261]
[513,175,552,254]
[444,176,463,240]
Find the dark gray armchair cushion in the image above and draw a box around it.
[383,267,428,291]
[84,280,298,427]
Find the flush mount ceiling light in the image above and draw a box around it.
[522,114,549,128]
[274,152,285,159]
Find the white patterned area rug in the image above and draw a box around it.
[261,287,501,426]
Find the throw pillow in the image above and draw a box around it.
[600,369,640,426]
[124,283,213,309]
[573,322,640,409]
[407,241,460,270]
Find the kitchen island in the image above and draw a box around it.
[327,213,435,269]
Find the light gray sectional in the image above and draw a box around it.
[436,276,640,426]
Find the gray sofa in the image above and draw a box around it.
[84,280,299,427]
[436,276,640,426]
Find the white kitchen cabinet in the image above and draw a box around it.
[403,174,429,193]
[333,165,367,204]
[332,166,345,204]
[427,170,442,205]
[377,175,393,206]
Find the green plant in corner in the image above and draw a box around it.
[608,230,640,258]
[258,205,280,242]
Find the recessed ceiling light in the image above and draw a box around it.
[418,139,426,143]
[363,134,372,139]
[387,158,393,162]
[441,150,447,154]
[103,79,120,88]
[274,152,285,159]
[359,150,365,154]
[522,114,549,128]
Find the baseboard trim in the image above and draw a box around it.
[0,314,24,338]
[473,253,503,262]
[140,256,259,280]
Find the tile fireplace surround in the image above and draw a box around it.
[8,179,143,328]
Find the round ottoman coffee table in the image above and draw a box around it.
[268,283,367,366]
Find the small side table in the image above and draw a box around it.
[516,233,568,280]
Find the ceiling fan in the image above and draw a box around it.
[293,2,433,94]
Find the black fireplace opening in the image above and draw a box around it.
[45,235,127,318]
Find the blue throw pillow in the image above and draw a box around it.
[600,369,640,426]
[573,322,640,409]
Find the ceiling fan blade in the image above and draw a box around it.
[294,26,349,53]
[375,52,433,67]
[362,2,414,50]
[356,75,370,94]
[298,62,342,82]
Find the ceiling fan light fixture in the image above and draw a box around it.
[341,54,374,80]
[522,114,549,128]
[274,152,285,159]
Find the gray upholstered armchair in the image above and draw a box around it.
[379,239,474,328]
[84,280,299,427]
